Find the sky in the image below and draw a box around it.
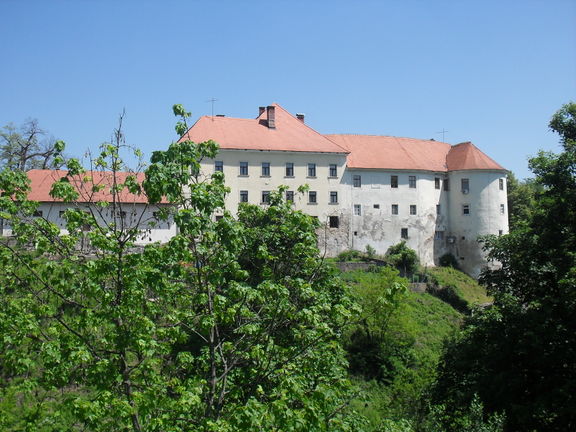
[1,0,575,179]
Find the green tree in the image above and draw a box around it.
[432,102,576,431]
[0,106,364,431]
[385,242,419,276]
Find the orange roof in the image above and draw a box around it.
[446,142,506,171]
[181,103,348,154]
[26,169,155,203]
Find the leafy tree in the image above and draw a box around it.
[505,171,540,232]
[432,102,576,431]
[0,106,364,431]
[385,242,419,276]
[0,119,62,171]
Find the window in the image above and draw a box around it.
[240,190,248,203]
[435,231,444,240]
[308,191,317,204]
[461,178,470,194]
[330,191,338,204]
[500,204,505,214]
[444,178,450,191]
[410,205,417,215]
[118,211,127,218]
[261,191,270,204]
[463,204,470,215]
[354,204,362,216]
[215,160,223,172]
[215,215,223,221]
[286,190,294,202]
[261,162,270,176]
[59,210,66,218]
[353,175,361,187]
[498,230,503,236]
[329,164,337,177]
[33,210,43,217]
[401,228,408,239]
[436,204,441,215]
[373,204,380,209]
[409,175,416,188]
[499,178,504,190]
[329,216,339,228]
[391,175,398,188]
[391,204,398,215]
[239,161,248,176]
[308,163,316,177]
[435,177,441,189]
[285,162,294,177]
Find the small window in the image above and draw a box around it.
[401,228,408,239]
[285,162,294,177]
[329,164,338,177]
[118,211,127,218]
[354,204,361,216]
[444,178,450,191]
[498,230,503,236]
[461,178,470,194]
[262,191,270,204]
[500,204,505,215]
[436,205,441,215]
[59,210,66,218]
[409,176,416,188]
[33,210,43,217]
[499,178,504,190]
[435,231,444,240]
[215,215,223,221]
[435,177,440,189]
[373,204,380,209]
[391,175,398,188]
[286,190,294,202]
[330,191,338,204]
[240,190,248,203]
[308,163,316,177]
[353,231,358,236]
[463,204,470,215]
[391,204,398,215]
[353,175,361,188]
[261,162,270,177]
[308,191,317,204]
[329,216,339,228]
[410,205,417,215]
[215,160,223,172]
[239,161,248,176]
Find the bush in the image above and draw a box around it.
[439,252,459,269]
[337,249,362,261]
[366,244,376,259]
[386,242,419,276]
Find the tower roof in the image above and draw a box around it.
[446,141,506,171]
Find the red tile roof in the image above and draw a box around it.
[181,103,349,154]
[446,141,506,171]
[26,169,153,203]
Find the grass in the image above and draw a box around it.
[426,267,492,306]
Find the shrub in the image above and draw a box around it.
[386,242,419,276]
[439,252,459,269]
[337,249,362,261]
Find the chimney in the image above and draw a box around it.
[266,105,276,129]
[296,113,305,123]
[216,114,225,117]
[259,106,266,116]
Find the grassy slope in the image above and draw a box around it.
[427,267,492,306]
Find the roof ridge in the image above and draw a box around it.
[326,133,449,144]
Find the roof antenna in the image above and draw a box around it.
[436,128,448,142]
[206,97,218,119]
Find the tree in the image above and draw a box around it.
[0,119,62,171]
[432,103,576,431]
[0,106,365,431]
[505,172,540,232]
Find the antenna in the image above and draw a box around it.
[206,98,218,118]
[436,128,448,142]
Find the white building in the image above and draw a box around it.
[183,104,508,277]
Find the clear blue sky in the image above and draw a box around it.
[1,0,575,179]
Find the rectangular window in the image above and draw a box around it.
[215,160,223,172]
[410,205,417,215]
[239,161,248,176]
[353,175,361,187]
[498,230,503,236]
[215,215,223,221]
[308,163,316,177]
[261,162,270,176]
[435,231,444,240]
[373,204,380,209]
[461,178,470,194]
[329,164,337,177]
[59,210,66,218]
[33,210,43,217]
[463,204,470,215]
[308,191,317,204]
[391,204,398,215]
[401,228,408,239]
[286,190,294,202]
[409,175,417,188]
[435,177,441,189]
[500,204,505,214]
[354,204,361,216]
[391,175,398,188]
[285,162,294,177]
[329,216,339,228]
[499,178,504,190]
[444,178,450,191]
[240,190,248,203]
[262,191,270,204]
[436,204,441,215]
[330,191,338,204]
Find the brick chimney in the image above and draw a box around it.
[266,105,276,129]
[259,106,266,116]
[296,113,305,123]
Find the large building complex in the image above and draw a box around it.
[184,103,508,277]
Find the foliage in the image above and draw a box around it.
[337,249,363,262]
[427,267,492,309]
[0,107,365,431]
[438,252,459,269]
[432,102,576,431]
[505,172,540,232]
[366,244,376,259]
[385,242,419,276]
